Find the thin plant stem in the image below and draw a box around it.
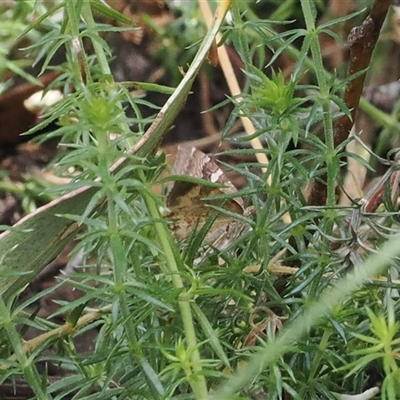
[81,0,134,147]
[108,228,165,396]
[308,327,332,381]
[79,10,166,392]
[201,0,269,174]
[81,0,112,78]
[0,306,111,370]
[300,0,336,209]
[94,128,165,395]
[0,297,51,400]
[65,0,90,86]
[142,189,208,400]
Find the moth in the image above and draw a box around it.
[165,145,253,250]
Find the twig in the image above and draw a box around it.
[0,306,110,370]
[198,0,269,174]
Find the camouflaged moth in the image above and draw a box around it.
[166,145,253,250]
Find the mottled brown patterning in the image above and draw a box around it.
[166,145,253,250]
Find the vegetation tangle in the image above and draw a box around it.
[0,0,400,399]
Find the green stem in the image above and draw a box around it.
[91,94,164,395]
[110,231,165,396]
[0,297,51,400]
[78,4,150,386]
[308,328,332,381]
[300,0,336,209]
[231,2,252,66]
[97,147,164,396]
[81,0,112,78]
[143,189,208,400]
[65,0,91,86]
[80,1,134,147]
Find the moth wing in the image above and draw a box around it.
[167,145,244,212]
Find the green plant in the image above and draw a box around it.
[0,0,399,399]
